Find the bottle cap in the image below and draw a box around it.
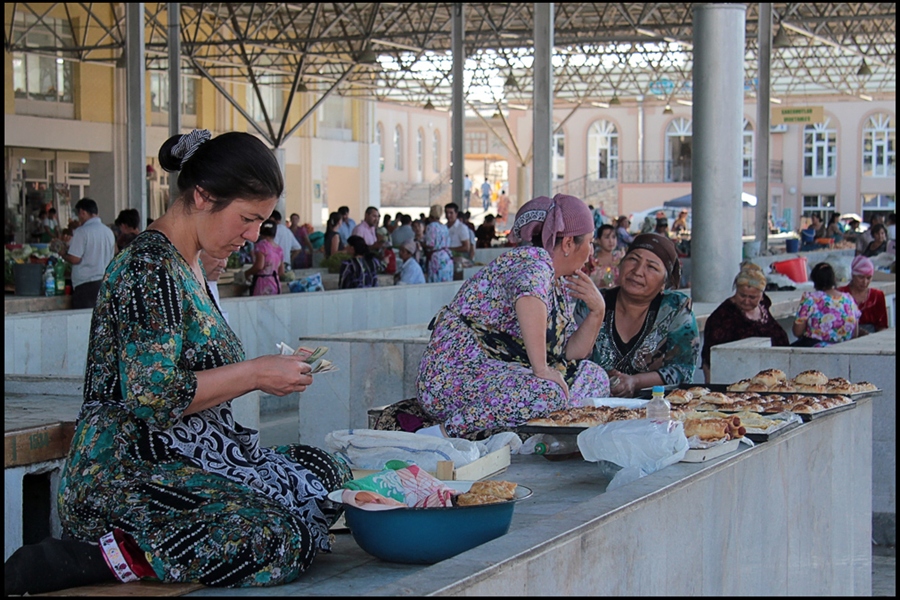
[652,385,665,394]
[534,443,548,455]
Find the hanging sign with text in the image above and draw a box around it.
[771,106,825,125]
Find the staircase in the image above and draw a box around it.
[553,176,618,217]
[382,166,453,209]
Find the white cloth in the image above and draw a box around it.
[274,223,301,266]
[207,281,229,324]
[446,219,470,250]
[396,257,426,285]
[67,216,115,288]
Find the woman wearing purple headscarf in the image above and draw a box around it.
[837,255,888,335]
[374,194,610,439]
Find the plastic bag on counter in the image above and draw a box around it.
[324,428,481,472]
[577,419,689,491]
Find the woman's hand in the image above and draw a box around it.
[533,365,570,400]
[251,355,314,396]
[565,269,605,316]
[608,369,636,397]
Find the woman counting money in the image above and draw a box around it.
[5,130,350,595]
[375,194,611,440]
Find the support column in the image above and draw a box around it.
[167,2,181,205]
[532,3,553,198]
[755,3,772,250]
[451,4,465,209]
[691,4,746,302]
[126,3,147,224]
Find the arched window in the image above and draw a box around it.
[665,117,693,182]
[394,125,403,171]
[416,129,424,173]
[375,122,384,172]
[587,120,619,180]
[432,130,440,172]
[803,119,837,177]
[862,113,895,177]
[742,118,754,180]
[552,124,566,180]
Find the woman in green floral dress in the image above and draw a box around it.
[5,130,350,596]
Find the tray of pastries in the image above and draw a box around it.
[641,369,878,421]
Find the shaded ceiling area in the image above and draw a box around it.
[6,3,896,114]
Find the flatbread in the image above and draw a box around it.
[455,492,505,506]
[469,480,517,500]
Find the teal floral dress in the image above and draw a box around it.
[414,246,610,437]
[58,231,350,588]
[575,287,700,385]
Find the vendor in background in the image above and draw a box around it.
[338,234,383,289]
[672,210,689,234]
[792,262,860,347]
[288,213,314,269]
[475,214,497,248]
[114,208,141,252]
[587,224,624,289]
[655,216,670,237]
[825,213,844,242]
[423,203,453,282]
[375,194,610,440]
[575,233,699,397]
[837,255,888,335]
[615,215,634,251]
[861,223,888,257]
[700,262,790,383]
[323,212,343,258]
[244,219,283,296]
[394,239,426,285]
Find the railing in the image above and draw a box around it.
[428,165,452,203]
[552,174,618,201]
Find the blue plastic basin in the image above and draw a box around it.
[329,482,532,564]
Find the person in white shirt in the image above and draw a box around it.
[270,210,301,270]
[394,239,425,285]
[65,197,115,309]
[444,203,471,256]
[463,174,473,212]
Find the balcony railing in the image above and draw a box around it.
[617,160,784,184]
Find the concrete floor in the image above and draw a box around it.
[259,407,895,597]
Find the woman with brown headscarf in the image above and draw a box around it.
[700,262,790,383]
[574,233,699,397]
[375,194,610,439]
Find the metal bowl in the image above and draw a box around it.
[328,481,532,564]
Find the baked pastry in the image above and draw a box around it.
[793,370,828,386]
[854,381,878,392]
[769,383,796,393]
[745,383,771,393]
[700,392,734,405]
[726,379,752,392]
[666,389,694,405]
[468,480,517,500]
[794,384,826,394]
[456,492,505,506]
[750,368,787,388]
[687,386,711,397]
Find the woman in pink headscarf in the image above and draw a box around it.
[837,255,888,335]
[374,194,610,439]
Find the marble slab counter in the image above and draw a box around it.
[188,396,873,597]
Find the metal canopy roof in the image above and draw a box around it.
[6,3,895,117]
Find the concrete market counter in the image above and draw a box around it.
[188,396,872,596]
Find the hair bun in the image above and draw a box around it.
[159,134,186,173]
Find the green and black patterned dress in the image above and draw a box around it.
[58,230,350,587]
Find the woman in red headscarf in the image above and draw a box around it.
[375,194,610,439]
[837,255,888,335]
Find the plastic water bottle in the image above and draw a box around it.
[534,434,580,460]
[54,260,66,295]
[43,266,56,297]
[646,385,670,421]
[519,434,543,455]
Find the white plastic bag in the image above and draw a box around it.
[577,419,689,491]
[324,428,481,472]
